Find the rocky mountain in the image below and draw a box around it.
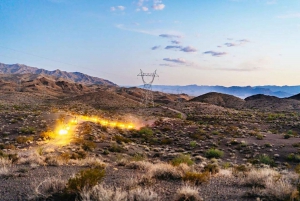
[0,63,116,86]
[0,74,92,96]
[189,92,245,109]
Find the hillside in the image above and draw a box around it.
[189,92,245,109]
[244,94,300,111]
[0,63,116,86]
[0,74,92,96]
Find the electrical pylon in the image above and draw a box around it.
[137,69,159,107]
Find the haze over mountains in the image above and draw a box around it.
[0,63,116,86]
[151,85,299,98]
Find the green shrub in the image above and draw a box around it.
[204,163,220,175]
[171,154,194,166]
[114,135,131,144]
[258,154,275,166]
[19,127,35,134]
[82,140,96,152]
[287,153,300,162]
[183,171,210,185]
[205,148,224,159]
[66,168,105,192]
[161,138,173,145]
[284,134,292,139]
[108,143,124,153]
[190,141,197,148]
[138,127,153,139]
[15,136,34,144]
[256,134,264,140]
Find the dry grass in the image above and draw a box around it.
[174,184,202,201]
[126,161,153,171]
[242,168,279,187]
[0,158,12,177]
[80,185,161,201]
[148,163,183,180]
[17,151,45,166]
[35,176,66,197]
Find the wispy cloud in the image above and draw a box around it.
[111,6,126,11]
[159,34,182,38]
[165,45,181,50]
[203,51,227,57]
[163,58,187,64]
[181,46,197,53]
[151,45,161,50]
[171,40,180,44]
[153,0,165,10]
[223,39,250,47]
[115,24,158,36]
[277,13,300,19]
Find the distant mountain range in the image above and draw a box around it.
[0,63,116,86]
[150,85,300,98]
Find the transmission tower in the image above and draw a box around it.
[137,69,159,107]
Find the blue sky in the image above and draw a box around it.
[0,0,300,86]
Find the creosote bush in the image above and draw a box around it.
[66,168,105,193]
[183,171,210,185]
[205,148,224,159]
[171,154,194,166]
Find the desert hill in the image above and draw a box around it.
[0,74,92,96]
[0,63,116,86]
[244,94,300,111]
[288,93,300,101]
[189,92,245,109]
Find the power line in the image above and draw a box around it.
[137,69,159,107]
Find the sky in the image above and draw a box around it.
[0,0,300,86]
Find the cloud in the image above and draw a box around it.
[163,58,187,64]
[224,43,237,47]
[223,39,250,47]
[181,46,197,53]
[159,34,182,38]
[277,13,300,19]
[203,51,227,57]
[115,24,158,36]
[117,6,125,10]
[171,40,180,44]
[111,6,125,11]
[159,63,176,67]
[153,4,165,10]
[151,45,161,50]
[165,45,182,50]
[142,6,149,11]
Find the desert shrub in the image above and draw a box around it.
[204,163,220,175]
[149,163,182,180]
[256,134,264,140]
[161,138,173,145]
[126,161,153,171]
[205,148,223,159]
[129,187,161,201]
[132,153,146,162]
[174,185,202,201]
[40,130,56,139]
[284,134,292,139]
[35,177,66,197]
[70,150,87,160]
[242,168,279,188]
[4,144,15,150]
[114,135,131,144]
[232,164,249,176]
[19,126,35,134]
[183,171,210,185]
[190,141,197,148]
[108,143,124,153]
[15,136,34,144]
[138,127,153,139]
[82,140,96,152]
[66,168,105,193]
[258,154,275,166]
[171,154,194,166]
[286,153,300,162]
[0,157,12,177]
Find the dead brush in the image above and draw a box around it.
[183,171,210,185]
